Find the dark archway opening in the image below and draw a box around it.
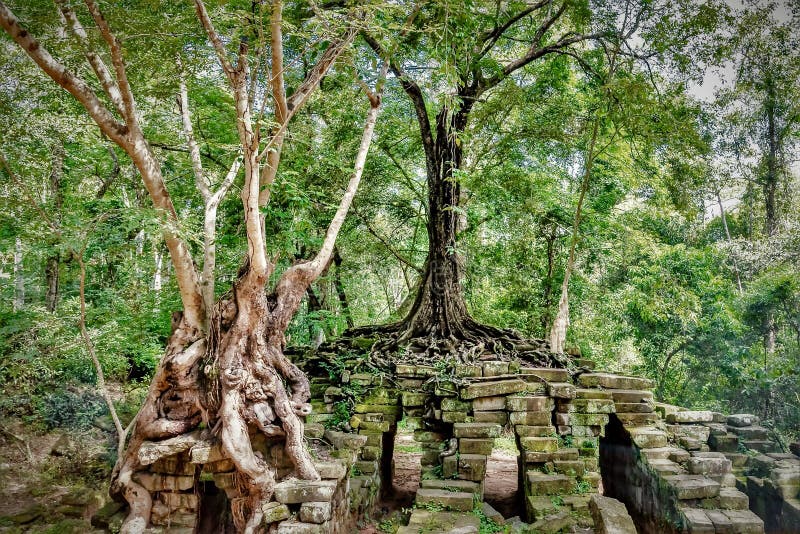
[484,434,522,519]
[196,480,235,533]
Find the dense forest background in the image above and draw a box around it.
[0,0,797,458]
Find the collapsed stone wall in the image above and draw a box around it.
[99,353,799,534]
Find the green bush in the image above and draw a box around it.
[38,389,107,430]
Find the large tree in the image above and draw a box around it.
[0,1,386,532]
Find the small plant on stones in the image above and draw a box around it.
[472,504,504,534]
[559,434,574,448]
[550,495,564,508]
[574,479,592,494]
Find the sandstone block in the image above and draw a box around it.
[547,382,576,399]
[578,373,653,390]
[616,412,658,425]
[276,520,327,533]
[629,427,668,449]
[314,461,346,480]
[519,437,558,452]
[688,455,732,476]
[589,494,637,534]
[506,395,554,412]
[401,392,427,407]
[509,411,552,426]
[304,423,325,439]
[441,398,472,411]
[460,379,526,399]
[718,488,749,510]
[299,502,331,524]
[526,471,575,495]
[453,423,501,438]
[324,430,368,450]
[482,361,510,377]
[524,368,571,382]
[471,395,507,411]
[554,460,584,477]
[473,411,508,425]
[727,414,759,427]
[420,479,481,495]
[742,439,777,453]
[666,411,714,424]
[454,364,483,378]
[664,475,720,499]
[273,480,336,504]
[709,433,739,452]
[610,390,654,403]
[728,425,768,440]
[133,473,194,492]
[566,398,616,413]
[515,425,557,437]
[262,502,290,524]
[442,411,470,423]
[456,453,488,481]
[415,488,474,511]
[614,402,654,413]
[680,508,715,533]
[459,438,494,456]
[646,459,685,475]
[576,388,614,400]
[722,509,764,533]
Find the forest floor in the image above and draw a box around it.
[0,418,109,533]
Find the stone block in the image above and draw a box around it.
[414,430,445,443]
[420,479,481,495]
[273,480,336,504]
[509,411,552,426]
[668,424,711,443]
[406,510,480,531]
[415,488,474,511]
[482,361,510,377]
[314,461,346,480]
[589,494,637,534]
[526,471,575,495]
[304,423,325,439]
[570,413,610,426]
[519,437,558,452]
[395,364,435,377]
[262,502,291,524]
[442,411,470,423]
[646,459,685,475]
[515,425,556,437]
[456,454,488,481]
[554,460,585,477]
[276,520,328,533]
[527,495,558,520]
[722,509,764,533]
[614,402,655,413]
[506,395,554,412]
[354,460,379,475]
[547,382,576,399]
[552,448,580,461]
[454,364,483,377]
[578,373,653,390]
[324,430,368,450]
[299,502,331,524]
[481,502,505,525]
[664,475,720,499]
[728,425,768,440]
[610,390,654,403]
[460,379,527,399]
[565,398,616,413]
[616,412,658,425]
[459,438,494,456]
[401,392,427,407]
[471,395,507,411]
[576,388,614,399]
[354,403,400,415]
[453,423,501,438]
[680,508,715,533]
[742,440,777,453]
[473,411,508,425]
[629,427,668,449]
[159,492,199,510]
[529,510,575,533]
[441,398,472,411]
[133,473,194,492]
[718,488,749,510]
[727,414,759,427]
[523,367,571,382]
[709,433,739,453]
[687,455,732,476]
[723,452,749,468]
[666,411,714,424]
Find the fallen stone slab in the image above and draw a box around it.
[589,494,637,534]
[528,510,574,534]
[578,373,653,390]
[481,502,505,524]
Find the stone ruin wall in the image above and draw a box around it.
[97,356,800,533]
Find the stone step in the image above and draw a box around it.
[728,425,769,440]
[628,427,668,449]
[640,447,691,463]
[727,414,759,427]
[742,440,777,453]
[681,507,764,534]
[506,395,554,412]
[415,488,474,512]
[665,410,714,424]
[719,487,749,510]
[646,458,686,475]
[578,373,654,390]
[614,402,655,413]
[405,510,480,532]
[687,453,732,476]
[420,479,482,495]
[664,474,721,499]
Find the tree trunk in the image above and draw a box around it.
[13,237,24,311]
[333,248,354,329]
[549,117,600,353]
[45,140,64,312]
